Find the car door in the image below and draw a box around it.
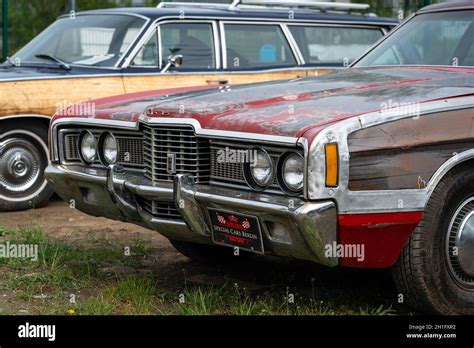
[122,20,226,93]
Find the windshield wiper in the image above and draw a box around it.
[35,54,71,70]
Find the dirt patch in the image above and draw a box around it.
[0,199,183,267]
[0,199,163,245]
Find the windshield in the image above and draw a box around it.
[355,10,474,67]
[11,14,146,68]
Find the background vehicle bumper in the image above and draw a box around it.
[45,164,338,266]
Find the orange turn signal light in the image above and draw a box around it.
[325,143,339,187]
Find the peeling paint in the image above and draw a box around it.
[53,67,474,143]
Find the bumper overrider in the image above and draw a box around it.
[45,164,338,266]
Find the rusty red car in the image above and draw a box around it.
[46,1,474,314]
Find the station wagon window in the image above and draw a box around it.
[131,32,159,67]
[159,23,216,70]
[289,25,383,66]
[223,24,296,69]
[12,15,146,68]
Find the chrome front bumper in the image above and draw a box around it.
[45,164,338,266]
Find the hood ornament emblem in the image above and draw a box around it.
[167,153,177,175]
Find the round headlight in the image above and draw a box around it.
[282,152,304,192]
[103,134,118,165]
[79,131,97,164]
[249,149,274,188]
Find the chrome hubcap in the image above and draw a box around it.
[0,138,41,195]
[447,197,474,287]
[9,156,29,178]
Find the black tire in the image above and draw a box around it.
[0,121,54,211]
[393,162,474,314]
[169,239,249,264]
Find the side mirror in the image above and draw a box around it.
[161,54,183,73]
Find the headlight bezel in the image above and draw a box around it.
[277,151,305,194]
[78,130,97,165]
[98,132,119,166]
[244,147,275,190]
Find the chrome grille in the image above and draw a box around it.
[210,146,244,184]
[117,137,143,166]
[143,124,210,183]
[140,198,181,220]
[65,134,79,160]
[210,141,281,188]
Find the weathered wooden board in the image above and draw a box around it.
[349,142,474,190]
[348,108,474,190]
[0,77,126,117]
[121,69,332,94]
[0,68,332,118]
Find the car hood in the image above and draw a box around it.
[57,67,474,138]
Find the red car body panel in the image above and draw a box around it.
[338,212,424,268]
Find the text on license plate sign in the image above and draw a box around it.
[208,208,264,254]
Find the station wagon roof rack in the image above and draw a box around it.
[157,0,372,13]
[157,1,231,8]
[232,0,370,11]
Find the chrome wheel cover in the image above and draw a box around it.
[447,197,474,288]
[0,138,42,196]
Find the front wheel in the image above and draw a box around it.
[393,163,474,314]
[0,122,53,211]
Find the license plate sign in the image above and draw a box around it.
[208,209,264,254]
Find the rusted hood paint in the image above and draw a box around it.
[53,67,474,139]
[54,85,214,121]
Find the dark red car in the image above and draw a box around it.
[46,2,474,314]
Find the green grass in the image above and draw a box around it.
[0,225,157,314]
[173,284,396,316]
[77,275,166,315]
[0,225,405,316]
[175,286,225,315]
